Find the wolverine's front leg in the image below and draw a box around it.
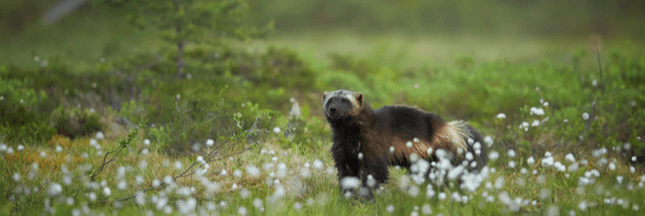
[359,157,389,200]
[332,145,361,196]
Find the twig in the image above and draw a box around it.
[577,44,605,146]
[90,121,143,181]
[114,138,255,203]
[91,146,127,181]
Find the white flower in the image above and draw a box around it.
[88,192,97,202]
[144,139,151,146]
[406,141,413,148]
[579,200,587,211]
[527,157,535,165]
[95,131,104,140]
[582,113,589,120]
[508,161,516,168]
[496,113,506,119]
[48,183,62,196]
[565,153,575,163]
[246,165,261,177]
[313,160,324,170]
[484,136,493,147]
[340,177,360,190]
[17,145,24,151]
[273,127,281,133]
[358,153,364,160]
[142,149,150,155]
[40,151,46,158]
[507,149,516,158]
[530,107,545,116]
[220,169,228,176]
[531,120,540,127]
[489,151,499,161]
[386,205,395,213]
[206,139,214,146]
[543,102,549,107]
[6,147,13,154]
[390,146,395,153]
[135,192,146,206]
[438,192,446,200]
[117,180,127,190]
[13,173,21,182]
[136,176,144,186]
[103,187,111,196]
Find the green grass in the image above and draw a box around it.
[1,17,645,215]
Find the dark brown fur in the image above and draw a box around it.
[323,90,488,199]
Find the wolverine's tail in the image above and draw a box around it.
[444,121,488,172]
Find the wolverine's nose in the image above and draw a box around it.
[329,107,337,113]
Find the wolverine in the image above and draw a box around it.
[323,89,488,199]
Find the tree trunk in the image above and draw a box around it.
[177,40,184,77]
[173,0,185,78]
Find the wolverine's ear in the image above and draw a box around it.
[354,92,363,108]
[323,91,330,103]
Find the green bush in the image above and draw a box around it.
[0,74,56,143]
[52,107,103,139]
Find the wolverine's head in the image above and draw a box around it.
[322,90,364,120]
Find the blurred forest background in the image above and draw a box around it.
[2,0,645,67]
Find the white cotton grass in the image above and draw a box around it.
[206,139,214,146]
[484,136,493,147]
[340,177,360,190]
[507,149,516,158]
[565,153,575,163]
[48,183,62,196]
[144,139,150,146]
[103,187,112,196]
[489,151,499,161]
[386,204,395,213]
[95,131,104,140]
[496,113,506,119]
[582,113,589,120]
[530,107,545,116]
[246,165,261,177]
[406,141,413,148]
[313,159,324,170]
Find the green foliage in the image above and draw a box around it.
[0,71,56,143]
[119,0,271,43]
[52,107,103,139]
